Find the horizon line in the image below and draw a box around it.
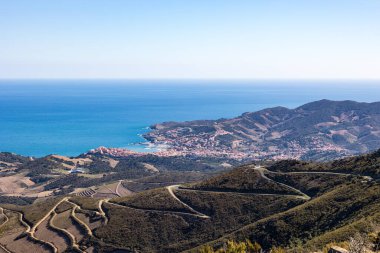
[1,78,380,82]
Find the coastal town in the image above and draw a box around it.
[85,101,379,162]
[89,131,348,161]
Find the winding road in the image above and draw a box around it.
[0,208,11,253]
[253,166,311,200]
[79,166,357,226]
[115,180,122,197]
[1,165,369,253]
[65,200,93,237]
[97,199,109,224]
[0,208,9,228]
[166,185,210,218]
[49,211,81,252]
[104,198,211,219]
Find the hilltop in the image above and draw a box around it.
[144,100,380,160]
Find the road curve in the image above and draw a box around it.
[178,187,309,200]
[104,199,210,219]
[166,185,211,219]
[65,200,93,237]
[30,197,69,235]
[253,166,311,200]
[49,211,83,253]
[259,165,373,180]
[17,212,31,233]
[98,199,109,224]
[0,244,11,253]
[7,198,68,253]
[0,208,9,228]
[115,181,122,197]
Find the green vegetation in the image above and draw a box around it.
[82,156,113,174]
[12,152,230,197]
[112,188,190,213]
[1,149,380,252]
[18,157,66,179]
[197,182,380,251]
[304,212,380,251]
[0,152,29,164]
[269,149,380,179]
[3,196,64,225]
[69,196,100,211]
[198,239,262,253]
[93,188,303,252]
[0,210,23,236]
[175,190,304,227]
[55,201,73,213]
[123,171,213,192]
[189,167,299,195]
[265,172,353,197]
[95,203,201,252]
[0,196,36,206]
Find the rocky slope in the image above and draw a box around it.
[144,100,380,160]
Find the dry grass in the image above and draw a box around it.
[75,212,102,230]
[0,174,34,195]
[69,196,99,211]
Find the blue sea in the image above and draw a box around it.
[1,80,380,157]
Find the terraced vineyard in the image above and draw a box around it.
[1,152,378,253]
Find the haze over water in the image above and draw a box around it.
[1,80,380,157]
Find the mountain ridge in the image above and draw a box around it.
[144,99,380,160]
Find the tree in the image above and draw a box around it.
[374,232,380,252]
[198,239,263,253]
[251,241,262,253]
[199,245,214,253]
[367,221,380,252]
[224,240,247,253]
[245,239,262,253]
[270,246,286,253]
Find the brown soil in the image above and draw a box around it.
[0,211,50,253]
[34,216,69,253]
[117,184,133,197]
[53,210,85,243]
[0,174,34,194]
[75,213,102,230]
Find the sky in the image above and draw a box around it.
[1,0,380,80]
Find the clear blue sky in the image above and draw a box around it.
[1,0,379,79]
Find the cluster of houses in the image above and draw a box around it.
[69,162,85,174]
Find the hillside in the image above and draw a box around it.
[0,150,379,252]
[268,148,380,179]
[144,100,380,160]
[0,152,228,198]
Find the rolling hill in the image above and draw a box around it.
[0,149,379,252]
[144,100,380,160]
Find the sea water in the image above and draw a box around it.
[1,80,380,157]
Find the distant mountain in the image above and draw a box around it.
[144,100,380,160]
